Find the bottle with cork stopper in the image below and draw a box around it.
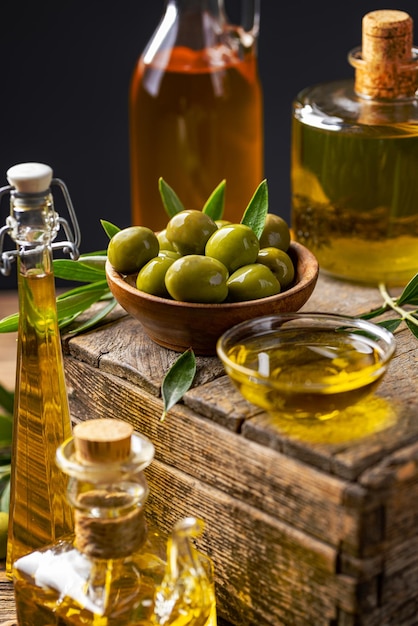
[0,162,81,578]
[12,418,217,625]
[291,9,418,286]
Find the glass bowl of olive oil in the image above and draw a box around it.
[216,312,396,421]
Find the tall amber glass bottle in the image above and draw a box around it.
[130,0,263,231]
[291,10,418,286]
[0,163,80,577]
[13,418,217,625]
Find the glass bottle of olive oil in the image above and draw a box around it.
[129,0,263,231]
[0,163,80,578]
[12,419,217,626]
[291,10,418,286]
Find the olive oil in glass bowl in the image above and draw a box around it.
[217,313,396,421]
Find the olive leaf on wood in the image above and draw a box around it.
[161,348,197,422]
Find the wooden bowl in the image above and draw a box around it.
[105,242,319,356]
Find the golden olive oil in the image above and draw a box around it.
[13,420,216,626]
[130,45,263,231]
[292,113,418,286]
[7,269,73,575]
[291,11,418,286]
[226,328,385,419]
[14,539,217,625]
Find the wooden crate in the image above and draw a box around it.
[63,273,418,625]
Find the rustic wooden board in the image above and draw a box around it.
[66,359,364,549]
[62,272,418,625]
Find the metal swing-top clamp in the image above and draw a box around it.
[0,162,81,276]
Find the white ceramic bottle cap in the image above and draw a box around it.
[6,162,53,194]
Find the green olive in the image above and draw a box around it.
[158,249,182,260]
[166,210,218,255]
[257,247,295,288]
[107,226,159,274]
[227,263,281,301]
[136,255,176,297]
[215,219,232,228]
[165,255,228,303]
[205,223,260,273]
[259,213,291,251]
[157,229,177,252]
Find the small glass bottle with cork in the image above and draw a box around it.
[12,418,217,625]
[291,9,418,286]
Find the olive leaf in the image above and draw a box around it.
[0,478,10,513]
[63,297,118,336]
[359,273,418,341]
[161,348,196,421]
[202,180,226,221]
[0,415,13,448]
[406,318,418,340]
[375,318,403,333]
[358,305,388,320]
[0,385,14,417]
[159,178,186,218]
[0,312,18,333]
[397,272,418,306]
[241,179,268,238]
[0,278,113,334]
[0,383,12,513]
[101,220,121,239]
[53,258,106,283]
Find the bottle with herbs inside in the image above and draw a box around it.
[129,0,263,232]
[0,162,81,578]
[12,418,217,626]
[291,9,418,286]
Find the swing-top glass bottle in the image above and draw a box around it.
[0,162,80,577]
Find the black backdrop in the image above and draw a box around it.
[1,0,418,291]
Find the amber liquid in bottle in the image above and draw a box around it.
[291,10,418,287]
[7,267,73,575]
[130,46,263,231]
[13,535,216,625]
[13,420,216,626]
[291,94,418,286]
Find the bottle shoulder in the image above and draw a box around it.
[293,79,418,133]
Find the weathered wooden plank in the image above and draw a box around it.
[0,568,15,624]
[63,315,225,397]
[66,356,365,554]
[146,458,356,625]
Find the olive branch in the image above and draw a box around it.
[358,273,418,340]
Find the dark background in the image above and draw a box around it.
[1,0,418,291]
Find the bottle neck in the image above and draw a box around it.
[58,430,154,561]
[7,190,59,277]
[165,0,222,14]
[349,45,418,101]
[349,10,418,100]
[72,485,148,560]
[158,0,258,56]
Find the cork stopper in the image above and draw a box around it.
[349,10,418,99]
[73,419,133,464]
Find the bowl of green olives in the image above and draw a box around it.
[105,210,319,355]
